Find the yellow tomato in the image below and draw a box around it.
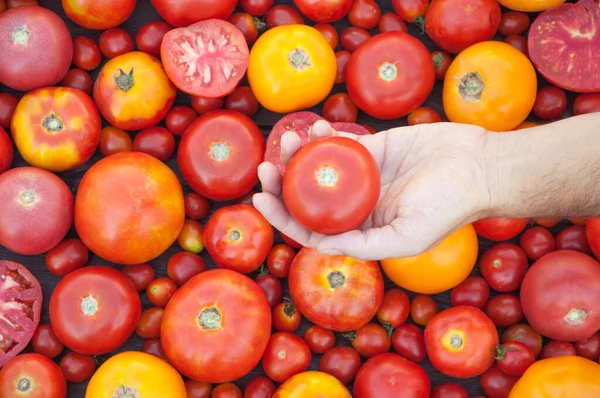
[509,356,600,397]
[273,371,352,398]
[443,41,537,132]
[515,121,539,130]
[380,224,478,294]
[498,0,565,12]
[248,24,336,113]
[85,351,186,398]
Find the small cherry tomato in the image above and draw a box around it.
[99,28,135,59]
[225,86,259,117]
[122,263,155,291]
[273,300,302,332]
[431,383,468,398]
[432,50,452,81]
[235,190,256,205]
[519,226,555,260]
[59,352,96,383]
[480,243,528,292]
[494,341,535,377]
[212,383,242,398]
[177,219,205,253]
[541,340,577,359]
[322,93,358,123]
[348,0,381,30]
[347,323,391,358]
[410,295,438,326]
[32,324,64,359]
[280,231,303,249]
[498,11,530,36]
[340,27,371,52]
[533,86,568,120]
[186,380,212,398]
[136,20,172,58]
[504,34,528,56]
[535,217,560,227]
[167,251,207,286]
[229,12,262,46]
[184,192,211,220]
[314,23,339,49]
[46,238,89,277]
[244,376,276,398]
[256,272,284,309]
[391,323,427,363]
[479,363,519,398]
[574,93,600,116]
[191,96,224,115]
[574,334,600,361]
[407,106,443,125]
[392,0,429,23]
[99,126,132,156]
[304,325,336,354]
[571,217,588,225]
[133,126,176,161]
[262,332,311,383]
[146,277,178,308]
[484,294,523,328]
[502,324,543,358]
[241,0,274,16]
[165,105,198,136]
[473,217,528,241]
[266,244,296,278]
[60,68,93,95]
[0,93,19,129]
[450,276,490,309]
[141,338,169,362]
[72,36,102,71]
[335,50,351,84]
[556,225,591,254]
[319,346,361,384]
[136,307,164,339]
[265,4,303,28]
[379,12,407,33]
[376,288,410,332]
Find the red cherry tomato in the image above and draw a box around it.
[167,251,207,286]
[473,217,528,241]
[184,192,211,220]
[122,263,155,292]
[165,105,198,136]
[450,276,490,309]
[392,0,429,23]
[191,96,224,115]
[266,244,296,278]
[280,231,303,249]
[540,340,577,359]
[502,324,543,359]
[334,50,351,84]
[136,20,172,58]
[256,273,284,309]
[340,27,371,52]
[293,0,353,23]
[241,0,274,17]
[410,295,438,326]
[225,86,260,117]
[136,307,164,339]
[379,12,408,33]
[498,11,530,36]
[0,92,19,129]
[533,86,568,120]
[484,294,523,328]
[391,323,427,363]
[265,5,303,28]
[186,380,212,398]
[177,218,205,253]
[348,0,381,30]
[59,352,96,383]
[494,341,535,377]
[45,238,89,277]
[504,34,529,56]
[407,106,443,125]
[535,218,560,227]
[147,277,178,308]
[99,126,132,157]
[519,226,555,261]
[348,323,391,358]
[99,28,134,59]
[322,93,358,123]
[319,346,361,384]
[31,324,64,359]
[212,383,242,398]
[574,334,600,361]
[479,363,519,398]
[431,383,468,398]
[272,300,302,332]
[376,288,410,335]
[480,243,528,292]
[141,339,169,362]
[432,50,452,81]
[574,93,600,116]
[60,68,93,95]
[556,225,591,254]
[133,126,176,161]
[304,325,336,354]
[262,332,311,383]
[229,12,261,46]
[244,376,276,398]
[314,23,339,49]
[72,36,102,71]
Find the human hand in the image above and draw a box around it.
[253,120,493,261]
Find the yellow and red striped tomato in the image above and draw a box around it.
[11,87,101,172]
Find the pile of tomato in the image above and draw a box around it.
[1,0,600,397]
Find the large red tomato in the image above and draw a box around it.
[0,353,67,398]
[49,266,141,355]
[0,167,73,255]
[11,87,101,172]
[473,217,528,241]
[346,32,435,119]
[425,306,498,378]
[0,261,42,367]
[0,6,72,91]
[425,0,501,54]
[288,248,384,332]
[0,127,12,175]
[282,137,380,235]
[161,269,271,383]
[151,0,237,27]
[62,0,136,30]
[587,218,600,258]
[74,152,185,265]
[161,19,249,98]
[293,0,353,22]
[520,250,600,342]
[354,353,430,398]
[178,110,264,201]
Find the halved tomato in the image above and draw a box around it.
[331,122,372,136]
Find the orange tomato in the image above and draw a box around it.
[570,218,588,225]
[515,121,538,130]
[534,218,560,228]
[509,356,600,397]
[11,87,101,172]
[498,0,565,12]
[273,371,352,398]
[248,25,336,113]
[85,351,186,398]
[93,51,176,131]
[380,224,478,294]
[443,41,537,132]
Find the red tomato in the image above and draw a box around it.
[133,126,176,162]
[533,85,568,120]
[212,383,242,398]
[504,34,529,56]
[473,217,528,241]
[122,263,155,292]
[425,306,498,378]
[257,273,283,309]
[31,324,64,359]
[410,295,438,326]
[304,325,335,354]
[479,363,519,398]
[179,110,264,201]
[167,251,207,286]
[99,28,134,59]
[225,86,260,117]
[588,218,600,259]
[186,380,212,398]
[392,0,429,23]
[289,248,384,332]
[136,20,172,58]
[293,0,352,22]
[59,352,96,383]
[265,5,304,28]
[391,324,427,363]
[574,333,600,361]
[349,323,391,358]
[354,353,430,398]
[572,217,588,225]
[45,239,88,277]
[151,0,237,27]
[0,167,73,255]
[535,217,560,227]
[0,6,72,91]
[72,36,101,71]
[480,243,528,292]
[431,383,468,398]
[348,0,381,30]
[244,376,276,398]
[314,23,339,48]
[204,204,274,273]
[0,93,19,129]
[177,218,205,253]
[432,50,452,80]
[282,137,380,235]
[425,0,501,54]
[346,32,435,119]
[450,276,490,309]
[519,226,555,260]
[556,225,591,253]
[498,11,530,36]
[272,300,302,332]
[136,307,164,339]
[192,96,224,115]
[574,93,600,115]
[7,0,40,7]
[99,126,132,156]
[267,244,296,278]
[484,294,523,328]
[165,105,197,136]
[494,341,535,377]
[184,192,211,220]
[0,127,11,174]
[332,122,372,136]
[147,277,178,308]
[262,332,311,383]
[502,324,543,358]
[0,353,67,398]
[319,346,361,384]
[241,0,273,16]
[63,0,135,29]
[161,19,249,97]
[407,106,443,125]
[280,231,303,249]
[162,269,272,383]
[340,27,371,52]
[521,250,600,341]
[376,288,410,331]
[60,68,93,95]
[49,266,141,355]
[229,12,261,46]
[322,93,358,123]
[141,339,169,362]
[540,340,576,359]
[379,12,408,33]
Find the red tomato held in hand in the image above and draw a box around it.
[376,288,410,331]
[99,28,135,59]
[151,0,237,27]
[354,353,430,398]
[162,269,271,383]
[282,137,380,235]
[425,0,501,54]
[556,225,591,254]
[204,204,274,274]
[72,36,102,71]
[179,110,264,201]
[533,85,567,120]
[519,226,555,261]
[262,332,311,383]
[431,383,468,398]
[540,340,576,359]
[379,13,408,33]
[319,346,361,384]
[348,323,391,358]
[392,0,429,23]
[494,341,535,377]
[473,218,528,241]
[59,352,96,383]
[432,50,452,81]
[257,273,283,309]
[480,243,528,292]
[99,126,132,156]
[265,5,304,28]
[167,251,207,286]
[32,324,64,359]
[304,325,335,354]
[161,19,249,98]
[521,250,600,341]
[50,266,141,355]
[498,11,530,36]
[0,6,72,91]
[479,363,519,398]
[45,239,88,277]
[348,0,381,30]
[574,93,600,115]
[133,126,176,161]
[147,277,178,308]
[60,68,93,95]
[245,376,275,398]
[340,27,371,52]
[322,93,358,123]
[0,167,73,255]
[0,127,13,175]
[136,20,172,58]
[391,324,427,363]
[0,93,19,130]
[289,248,384,332]
[0,353,67,398]
[574,334,600,361]
[272,300,302,332]
[502,324,543,358]
[63,0,135,29]
[122,263,155,291]
[425,306,498,378]
[267,244,296,278]
[347,32,435,119]
[314,23,339,48]
[225,86,260,117]
[293,0,352,22]
[484,294,523,328]
[450,276,490,309]
[0,261,42,367]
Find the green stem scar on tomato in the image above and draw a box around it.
[114,68,135,92]
[457,72,485,102]
[198,307,222,330]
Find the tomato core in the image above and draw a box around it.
[378,62,398,82]
[458,72,485,102]
[327,271,346,289]
[316,167,338,187]
[229,230,241,242]
[111,385,140,398]
[12,26,31,45]
[288,48,311,72]
[449,335,463,349]
[81,295,99,316]
[17,378,31,392]
[209,142,230,161]
[493,259,501,268]
[114,68,135,92]
[565,308,587,325]
[42,114,64,133]
[198,307,222,330]
[19,190,35,205]
[277,350,287,359]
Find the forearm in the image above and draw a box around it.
[485,114,600,218]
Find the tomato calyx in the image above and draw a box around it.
[457,72,485,103]
[378,62,398,82]
[254,17,267,32]
[432,52,445,68]
[210,141,231,161]
[381,322,394,338]
[414,16,425,34]
[342,331,356,342]
[12,26,31,45]
[114,68,135,92]
[288,48,311,72]
[111,384,141,398]
[198,306,222,330]
[42,113,64,133]
[564,308,587,325]
[493,343,516,360]
[258,264,269,277]
[283,298,296,317]
[327,270,346,289]
[17,377,32,393]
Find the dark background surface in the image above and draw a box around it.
[0,0,579,397]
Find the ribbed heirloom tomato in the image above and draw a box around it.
[11,87,101,172]
[274,371,351,398]
[62,0,135,29]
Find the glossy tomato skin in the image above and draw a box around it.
[293,0,352,22]
[45,239,88,277]
[179,110,264,201]
[257,274,283,309]
[314,23,338,48]
[322,93,358,123]
[479,363,519,398]
[204,204,274,274]
[0,6,72,91]
[192,96,224,115]
[347,32,434,119]
[262,332,311,383]
[122,263,155,291]
[63,0,135,29]
[147,277,178,308]
[499,0,565,12]
[574,93,600,116]
[241,0,274,16]
[410,295,438,326]
[212,383,242,398]
[340,27,371,52]
[504,34,528,56]
[407,106,443,125]
[304,325,335,354]
[425,0,501,54]
[502,324,543,358]
[350,323,391,357]
[0,167,73,255]
[0,353,67,398]
[136,308,164,339]
[576,334,600,361]
[161,269,272,383]
[31,324,64,359]
[267,244,296,278]
[151,0,237,27]
[533,86,567,120]
[59,352,96,383]
[0,93,19,129]
[348,0,381,30]
[245,376,276,398]
[99,126,132,156]
[588,218,600,259]
[392,0,429,22]
[484,294,523,328]
[141,339,168,362]
[556,225,591,253]
[354,353,430,398]
[273,371,351,398]
[186,380,212,398]
[230,11,261,45]
[450,276,490,309]
[391,324,427,363]
[282,137,380,235]
[133,126,176,161]
[289,248,384,332]
[494,341,535,377]
[99,27,134,59]
[376,288,410,330]
[184,192,211,220]
[225,86,260,117]
[519,226,555,260]
[480,243,528,292]
[272,301,302,332]
[541,340,576,359]
[167,251,207,286]
[473,218,528,241]
[265,5,304,28]
[425,306,498,378]
[49,266,141,355]
[379,12,408,33]
[318,347,361,384]
[136,20,172,58]
[94,51,176,131]
[431,383,468,398]
[498,11,530,36]
[0,126,13,174]
[72,36,102,71]
[60,68,93,95]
